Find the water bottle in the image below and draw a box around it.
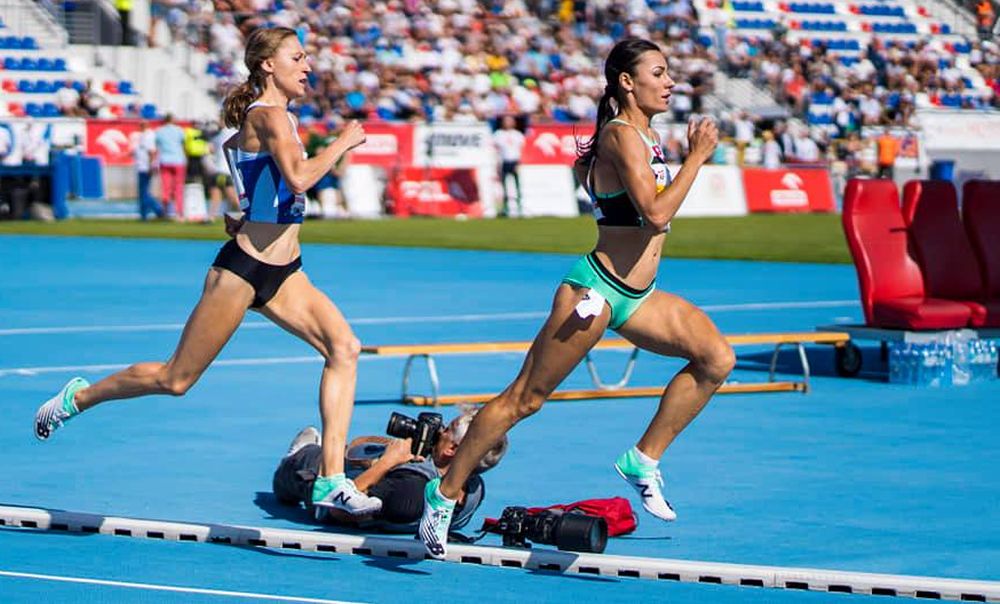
[969,339,983,384]
[952,335,971,387]
[989,340,999,381]
[920,344,941,388]
[901,343,914,385]
[941,342,953,387]
[889,343,902,384]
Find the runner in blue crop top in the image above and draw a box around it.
[420,38,736,560]
[34,27,382,519]
[225,100,307,224]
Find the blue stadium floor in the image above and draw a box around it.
[1,234,997,602]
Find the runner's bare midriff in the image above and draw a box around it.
[235,222,301,265]
[593,226,665,290]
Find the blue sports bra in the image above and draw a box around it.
[225,101,306,225]
[588,118,672,228]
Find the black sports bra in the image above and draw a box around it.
[588,118,672,228]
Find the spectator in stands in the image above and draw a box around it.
[494,115,525,218]
[134,121,163,221]
[55,83,84,118]
[78,81,108,118]
[116,0,133,46]
[761,130,782,169]
[155,114,187,219]
[792,126,820,163]
[978,0,996,37]
[876,128,899,180]
[184,122,212,218]
[205,120,240,222]
[305,124,350,219]
[733,110,755,167]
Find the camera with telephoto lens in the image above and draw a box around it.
[496,506,608,553]
[385,412,444,458]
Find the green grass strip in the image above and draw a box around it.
[0,214,850,264]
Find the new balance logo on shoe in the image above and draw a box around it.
[332,491,351,505]
[639,483,653,499]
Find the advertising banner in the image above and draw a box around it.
[673,165,748,217]
[387,167,482,217]
[412,123,494,168]
[917,110,1000,151]
[742,168,835,212]
[521,124,593,166]
[346,122,414,168]
[1,118,85,166]
[85,119,155,166]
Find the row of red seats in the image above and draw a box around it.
[843,179,1000,330]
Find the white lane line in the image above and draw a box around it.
[0,355,402,378]
[0,570,365,603]
[0,312,550,336]
[0,301,858,337]
[701,300,857,312]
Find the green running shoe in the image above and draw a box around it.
[34,377,88,441]
[418,477,456,560]
[615,447,677,521]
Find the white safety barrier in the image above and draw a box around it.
[342,165,384,219]
[673,165,748,217]
[1,505,997,601]
[516,165,579,217]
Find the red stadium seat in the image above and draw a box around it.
[962,180,1000,302]
[902,180,1000,327]
[7,102,24,116]
[842,179,971,329]
[2,79,15,92]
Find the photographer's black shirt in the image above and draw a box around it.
[272,443,484,533]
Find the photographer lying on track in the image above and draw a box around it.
[273,409,508,532]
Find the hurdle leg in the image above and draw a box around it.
[796,343,811,394]
[401,354,441,406]
[584,347,640,390]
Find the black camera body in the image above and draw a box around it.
[385,412,444,458]
[496,506,608,553]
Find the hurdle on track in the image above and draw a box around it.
[360,332,852,406]
[1,504,997,601]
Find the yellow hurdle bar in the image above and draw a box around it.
[360,332,851,405]
[361,332,850,357]
[404,381,803,406]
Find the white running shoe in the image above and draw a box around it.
[418,477,456,560]
[285,426,321,458]
[34,377,89,441]
[615,452,677,522]
[312,477,382,516]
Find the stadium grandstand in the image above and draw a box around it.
[1,0,997,219]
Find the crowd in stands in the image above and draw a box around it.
[155,0,717,126]
[6,0,999,175]
[143,0,997,132]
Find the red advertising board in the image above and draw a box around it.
[521,124,594,165]
[85,119,150,166]
[304,121,414,168]
[387,167,481,217]
[742,168,835,212]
